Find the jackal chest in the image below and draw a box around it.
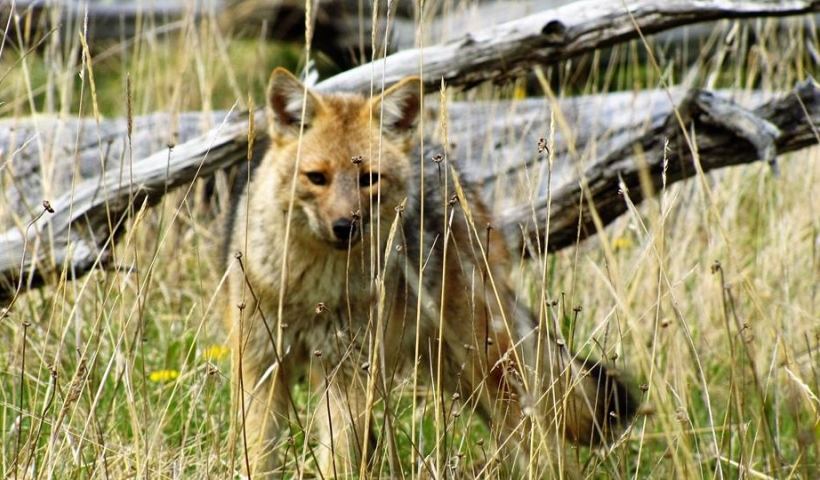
[245,239,412,359]
[266,253,378,329]
[271,275,386,365]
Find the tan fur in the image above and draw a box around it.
[225,68,634,478]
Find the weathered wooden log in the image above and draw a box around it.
[500,80,820,253]
[6,0,819,70]
[3,80,819,303]
[317,0,820,93]
[2,0,218,45]
[0,109,268,301]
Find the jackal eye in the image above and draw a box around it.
[305,172,327,185]
[359,172,380,187]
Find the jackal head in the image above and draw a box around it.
[265,68,421,250]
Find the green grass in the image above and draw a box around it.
[2,8,820,480]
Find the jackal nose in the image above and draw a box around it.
[332,218,358,241]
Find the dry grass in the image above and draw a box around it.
[1,5,819,480]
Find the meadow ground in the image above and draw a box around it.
[1,8,819,479]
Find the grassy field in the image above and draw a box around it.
[1,6,819,479]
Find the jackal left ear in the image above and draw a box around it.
[267,67,319,137]
[373,77,422,138]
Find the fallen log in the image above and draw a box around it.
[0,109,268,301]
[2,80,819,303]
[500,81,820,253]
[5,0,819,70]
[316,0,820,93]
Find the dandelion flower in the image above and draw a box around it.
[204,345,229,361]
[613,237,633,250]
[149,369,179,383]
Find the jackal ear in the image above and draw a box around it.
[267,67,319,137]
[373,77,422,138]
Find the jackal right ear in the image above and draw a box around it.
[267,68,318,137]
[373,77,422,139]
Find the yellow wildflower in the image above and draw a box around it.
[204,345,230,361]
[513,82,527,100]
[149,369,179,383]
[613,237,633,250]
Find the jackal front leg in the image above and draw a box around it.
[231,305,292,478]
[309,361,374,478]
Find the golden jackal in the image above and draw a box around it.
[225,68,635,477]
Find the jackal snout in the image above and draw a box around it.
[310,180,365,247]
[331,217,359,242]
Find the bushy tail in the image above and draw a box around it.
[533,343,637,446]
[564,357,636,445]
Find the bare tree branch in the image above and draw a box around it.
[316,0,820,93]
[7,0,819,71]
[500,80,820,253]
